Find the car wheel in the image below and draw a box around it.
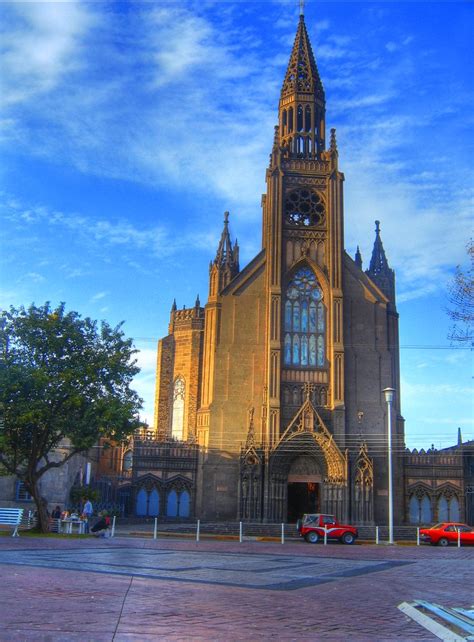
[438,537,449,547]
[341,532,355,545]
[305,531,319,544]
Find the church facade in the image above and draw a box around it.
[146,14,406,525]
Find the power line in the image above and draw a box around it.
[133,337,471,350]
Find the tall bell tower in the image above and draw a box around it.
[262,12,346,450]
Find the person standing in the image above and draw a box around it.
[82,498,93,534]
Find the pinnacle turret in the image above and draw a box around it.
[366,221,396,304]
[209,211,240,295]
[355,246,363,270]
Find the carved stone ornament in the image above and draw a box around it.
[285,176,327,188]
[284,188,326,228]
[275,389,347,484]
[354,442,373,487]
[285,230,326,242]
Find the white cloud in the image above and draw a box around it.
[20,271,45,283]
[90,291,108,302]
[0,2,95,106]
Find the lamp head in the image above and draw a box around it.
[382,387,395,403]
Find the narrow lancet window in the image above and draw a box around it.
[297,105,304,132]
[171,376,185,440]
[305,106,311,132]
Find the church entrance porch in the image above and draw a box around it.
[287,481,320,522]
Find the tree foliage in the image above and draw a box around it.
[447,240,474,345]
[0,302,142,531]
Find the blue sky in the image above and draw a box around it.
[1,1,472,449]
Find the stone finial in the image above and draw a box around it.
[355,245,363,269]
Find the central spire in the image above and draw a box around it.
[281,15,324,100]
[279,15,326,159]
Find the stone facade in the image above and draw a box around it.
[404,435,474,525]
[140,14,408,525]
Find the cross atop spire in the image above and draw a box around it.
[299,0,305,17]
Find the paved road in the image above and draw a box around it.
[0,536,472,641]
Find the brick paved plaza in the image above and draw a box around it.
[0,536,472,641]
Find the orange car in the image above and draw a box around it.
[420,522,474,546]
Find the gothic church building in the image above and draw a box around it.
[147,14,406,524]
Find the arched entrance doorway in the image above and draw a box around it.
[265,393,348,523]
[287,454,322,521]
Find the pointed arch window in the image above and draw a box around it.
[283,267,326,368]
[171,376,185,440]
[305,105,311,132]
[297,105,304,132]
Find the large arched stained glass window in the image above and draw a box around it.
[284,267,325,367]
[171,376,185,440]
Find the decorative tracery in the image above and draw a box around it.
[283,267,325,367]
[171,376,185,440]
[285,189,325,227]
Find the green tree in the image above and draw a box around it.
[0,302,142,532]
[447,240,474,345]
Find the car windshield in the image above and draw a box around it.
[303,514,320,525]
[430,523,445,529]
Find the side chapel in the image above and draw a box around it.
[137,13,407,524]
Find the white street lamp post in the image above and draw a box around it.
[383,388,395,545]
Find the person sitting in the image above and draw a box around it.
[91,514,111,537]
[49,505,62,532]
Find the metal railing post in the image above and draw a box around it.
[416,527,420,546]
[458,528,461,548]
[375,526,379,545]
[324,525,328,545]
[239,521,243,543]
[196,519,200,543]
[281,523,285,544]
[153,517,158,540]
[111,515,116,538]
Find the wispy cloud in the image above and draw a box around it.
[90,291,108,302]
[0,3,471,306]
[0,2,95,106]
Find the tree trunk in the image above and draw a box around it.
[25,478,50,533]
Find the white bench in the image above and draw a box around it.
[0,508,24,537]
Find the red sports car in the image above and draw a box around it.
[419,522,474,546]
